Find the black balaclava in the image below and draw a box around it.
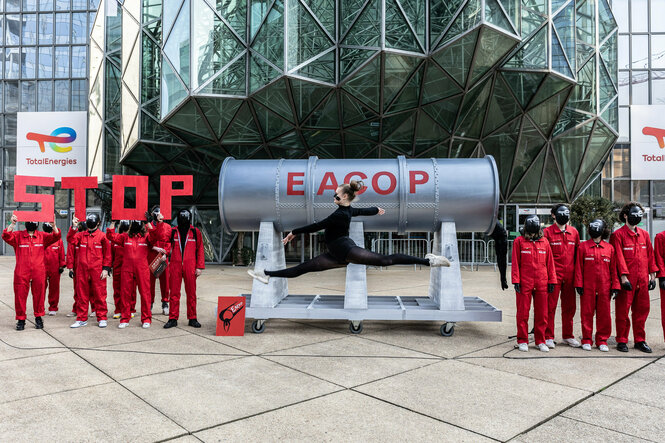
[118,220,130,234]
[43,223,54,233]
[129,220,142,236]
[626,206,643,226]
[524,215,541,239]
[78,223,86,232]
[86,213,100,231]
[25,222,38,232]
[554,205,570,225]
[151,205,161,223]
[177,209,192,251]
[588,219,606,239]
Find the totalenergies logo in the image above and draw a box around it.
[26,127,76,153]
[643,127,665,148]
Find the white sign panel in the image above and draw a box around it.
[631,105,665,180]
[16,111,87,180]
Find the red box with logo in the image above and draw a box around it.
[216,296,246,336]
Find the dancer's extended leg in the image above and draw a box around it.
[264,253,346,279]
[345,247,430,266]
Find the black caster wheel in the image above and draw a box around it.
[440,322,454,337]
[251,320,265,334]
[349,322,363,334]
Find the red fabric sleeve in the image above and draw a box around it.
[610,232,629,276]
[610,244,621,291]
[511,237,521,284]
[2,229,17,247]
[59,239,66,267]
[655,234,665,278]
[546,243,558,285]
[101,234,112,268]
[646,233,659,274]
[574,243,584,288]
[43,230,61,247]
[195,228,205,269]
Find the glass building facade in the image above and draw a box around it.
[0,0,99,254]
[90,0,618,260]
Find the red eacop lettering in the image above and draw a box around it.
[287,170,429,196]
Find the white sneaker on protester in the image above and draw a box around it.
[545,339,556,349]
[563,338,581,348]
[142,322,151,329]
[89,311,96,318]
[112,313,121,319]
[538,343,550,352]
[98,320,107,328]
[118,322,129,329]
[48,311,57,316]
[582,343,592,351]
[247,269,270,284]
[517,343,528,352]
[70,320,87,328]
[66,312,76,317]
[425,253,451,267]
[599,344,609,352]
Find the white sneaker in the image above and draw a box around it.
[248,269,270,284]
[70,320,87,328]
[48,310,57,316]
[112,313,121,319]
[118,322,129,329]
[581,343,592,351]
[89,311,96,318]
[425,253,451,267]
[98,320,107,328]
[563,338,581,348]
[599,344,609,352]
[537,343,550,352]
[545,339,556,349]
[517,343,528,352]
[66,311,76,317]
[142,322,151,329]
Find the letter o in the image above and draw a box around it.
[372,171,397,195]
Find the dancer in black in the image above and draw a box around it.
[248,180,450,284]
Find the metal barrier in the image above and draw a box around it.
[371,238,431,270]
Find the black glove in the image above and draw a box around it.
[144,211,153,223]
[649,279,656,291]
[59,267,64,274]
[621,280,633,291]
[575,287,583,296]
[514,283,521,293]
[611,289,619,299]
[68,270,74,279]
[547,284,555,293]
[660,278,665,290]
[501,279,509,290]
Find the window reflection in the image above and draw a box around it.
[38,46,52,78]
[6,14,20,45]
[5,47,19,79]
[40,0,54,11]
[71,45,85,77]
[21,47,36,78]
[20,81,35,111]
[54,79,69,110]
[38,13,53,44]
[55,46,69,77]
[55,12,70,44]
[37,80,52,111]
[22,14,37,45]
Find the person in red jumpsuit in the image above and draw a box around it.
[543,204,580,349]
[147,206,171,315]
[65,223,87,317]
[574,219,620,351]
[2,214,61,330]
[654,228,665,347]
[110,220,130,319]
[164,209,205,329]
[107,217,156,328]
[511,215,557,352]
[67,213,112,328]
[610,202,658,353]
[43,222,66,315]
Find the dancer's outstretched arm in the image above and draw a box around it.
[351,207,385,216]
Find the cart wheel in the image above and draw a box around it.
[252,320,265,334]
[349,322,363,334]
[440,323,454,337]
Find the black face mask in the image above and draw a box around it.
[118,220,130,234]
[524,215,540,235]
[129,221,142,235]
[25,222,38,232]
[86,213,100,230]
[626,206,643,226]
[588,219,606,239]
[555,206,570,225]
[42,223,53,233]
[177,210,191,229]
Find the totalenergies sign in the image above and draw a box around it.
[17,112,87,180]
[631,105,665,180]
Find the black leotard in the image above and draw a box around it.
[292,205,379,262]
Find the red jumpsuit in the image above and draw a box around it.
[652,231,665,342]
[107,228,152,324]
[574,240,620,346]
[169,227,205,320]
[610,225,658,344]
[45,239,66,312]
[148,221,171,305]
[2,229,61,320]
[543,224,579,341]
[511,235,558,345]
[66,240,78,313]
[67,228,112,322]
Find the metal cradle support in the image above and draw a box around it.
[250,221,288,308]
[428,221,465,311]
[344,221,368,310]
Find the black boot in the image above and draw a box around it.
[35,317,44,329]
[617,342,629,352]
[163,319,177,329]
[188,319,201,328]
[634,341,652,353]
[16,320,25,331]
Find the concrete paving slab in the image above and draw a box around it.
[0,352,112,403]
[0,383,186,442]
[77,334,248,380]
[356,359,589,441]
[601,362,665,409]
[562,394,665,441]
[121,356,341,431]
[0,329,68,362]
[513,416,645,443]
[196,390,493,442]
[264,336,438,387]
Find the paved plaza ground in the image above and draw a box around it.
[0,256,664,442]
